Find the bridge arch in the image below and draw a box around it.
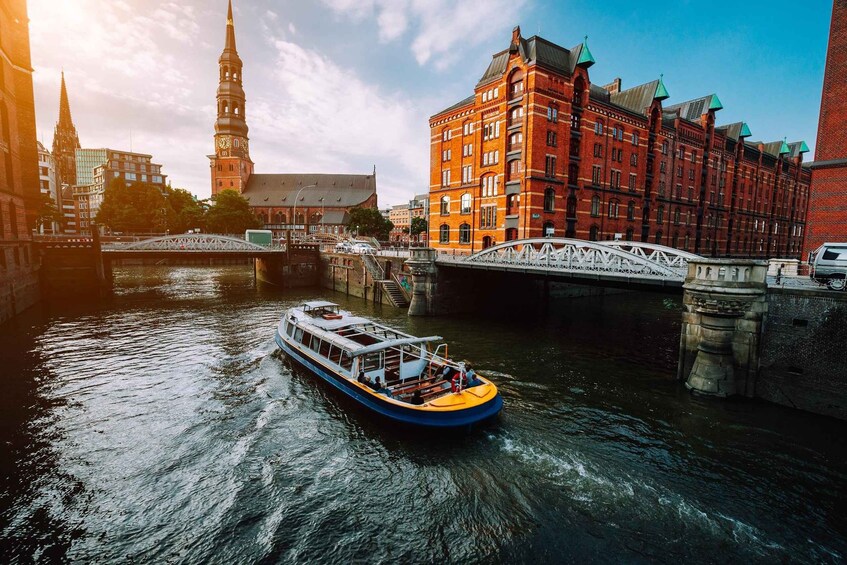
[116,234,273,252]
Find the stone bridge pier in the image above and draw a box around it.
[678,259,768,397]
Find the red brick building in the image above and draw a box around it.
[804,1,847,258]
[430,27,811,258]
[0,0,41,322]
[208,1,377,238]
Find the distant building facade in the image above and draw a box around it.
[804,1,847,258]
[429,27,811,258]
[36,142,59,233]
[389,204,411,243]
[208,1,377,237]
[0,0,41,323]
[409,193,429,244]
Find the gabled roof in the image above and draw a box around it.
[433,95,474,118]
[242,173,376,208]
[716,122,752,141]
[787,140,810,158]
[663,94,722,121]
[610,80,660,115]
[477,34,589,87]
[757,141,786,157]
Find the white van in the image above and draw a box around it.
[809,242,847,290]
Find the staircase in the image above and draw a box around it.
[362,253,409,308]
[380,279,409,308]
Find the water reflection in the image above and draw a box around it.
[0,266,844,563]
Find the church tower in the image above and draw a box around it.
[52,71,80,190]
[210,0,253,196]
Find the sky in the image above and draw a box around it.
[28,0,832,207]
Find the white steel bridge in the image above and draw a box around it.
[101,234,286,257]
[435,238,703,289]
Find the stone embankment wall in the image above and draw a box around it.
[758,288,847,419]
[319,253,402,307]
[0,242,40,325]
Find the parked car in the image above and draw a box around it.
[809,242,847,290]
[334,241,353,253]
[351,242,376,254]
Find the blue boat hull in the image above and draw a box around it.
[275,332,503,428]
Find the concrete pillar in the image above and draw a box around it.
[678,259,768,397]
[405,248,437,316]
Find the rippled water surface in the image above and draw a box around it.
[1,266,845,563]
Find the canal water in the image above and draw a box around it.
[1,266,845,563]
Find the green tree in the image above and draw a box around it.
[346,207,393,240]
[96,178,173,233]
[204,189,261,234]
[410,216,427,237]
[35,192,63,232]
[165,187,206,233]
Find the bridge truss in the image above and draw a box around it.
[439,238,702,282]
[105,234,278,253]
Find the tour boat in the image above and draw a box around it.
[275,301,503,428]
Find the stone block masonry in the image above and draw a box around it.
[319,253,399,307]
[757,287,847,420]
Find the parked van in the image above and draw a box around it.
[809,242,847,290]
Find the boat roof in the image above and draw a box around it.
[351,336,443,357]
[302,300,339,310]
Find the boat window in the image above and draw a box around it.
[309,335,322,352]
[286,322,295,337]
[362,352,384,372]
[327,344,343,365]
[319,339,331,357]
[294,328,304,343]
[340,351,353,372]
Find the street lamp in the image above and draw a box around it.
[292,184,316,239]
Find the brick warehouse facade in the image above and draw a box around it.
[804,1,847,258]
[0,0,42,323]
[429,27,811,258]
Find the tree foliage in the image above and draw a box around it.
[346,207,393,240]
[410,216,427,237]
[204,189,261,234]
[96,178,172,233]
[36,192,63,229]
[165,187,206,234]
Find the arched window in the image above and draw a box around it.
[459,223,471,244]
[673,207,681,225]
[572,77,585,106]
[594,119,604,135]
[460,193,471,214]
[223,101,229,114]
[295,212,304,224]
[544,188,555,212]
[233,70,238,81]
[590,195,600,217]
[566,196,577,218]
[543,221,554,237]
[509,69,524,98]
[656,205,665,224]
[275,211,285,223]
[607,199,620,219]
[233,138,240,148]
[223,66,230,80]
[589,225,599,241]
[509,106,524,127]
[233,103,240,116]
[627,201,635,221]
[439,224,450,243]
[440,196,450,215]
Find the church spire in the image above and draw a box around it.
[224,0,237,52]
[58,71,73,127]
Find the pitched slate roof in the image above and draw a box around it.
[716,122,751,141]
[477,35,588,87]
[787,141,810,158]
[434,95,475,117]
[242,173,376,208]
[610,80,660,115]
[319,210,349,225]
[663,94,722,121]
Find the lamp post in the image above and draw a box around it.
[292,184,316,239]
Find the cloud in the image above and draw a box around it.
[320,0,526,67]
[249,38,428,204]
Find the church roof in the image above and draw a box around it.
[242,173,376,208]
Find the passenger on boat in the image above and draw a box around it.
[466,365,481,387]
[441,365,453,380]
[370,377,382,391]
[450,372,467,393]
[411,389,424,405]
[357,370,367,385]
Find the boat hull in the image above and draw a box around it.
[275,332,503,428]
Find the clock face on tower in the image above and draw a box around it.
[217,136,231,150]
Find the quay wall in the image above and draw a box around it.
[319,253,399,307]
[0,242,40,325]
[757,287,847,419]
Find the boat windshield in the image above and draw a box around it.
[302,301,340,317]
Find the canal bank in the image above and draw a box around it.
[0,265,844,563]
